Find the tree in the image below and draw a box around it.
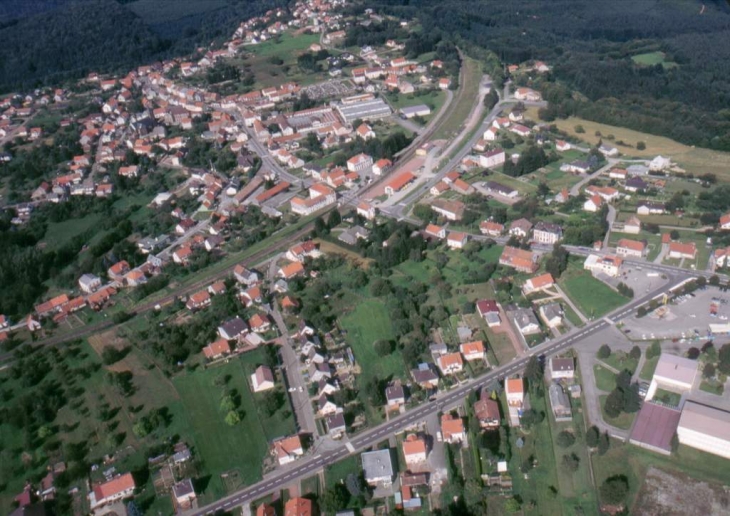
[629,346,641,360]
[597,344,611,359]
[586,426,600,448]
[544,244,569,279]
[686,347,700,359]
[561,453,580,472]
[321,484,350,513]
[556,431,576,448]
[263,390,284,416]
[646,341,662,359]
[670,229,680,240]
[604,388,624,418]
[327,210,342,229]
[719,344,730,374]
[224,410,241,426]
[523,355,543,389]
[710,275,720,286]
[374,339,393,356]
[637,141,646,150]
[600,476,629,505]
[219,395,236,412]
[703,362,716,379]
[637,306,647,317]
[597,431,610,455]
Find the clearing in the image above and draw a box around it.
[631,51,678,69]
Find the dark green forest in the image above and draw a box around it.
[368,0,730,150]
[0,0,287,92]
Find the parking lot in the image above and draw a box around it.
[621,286,727,341]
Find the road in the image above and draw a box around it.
[185,272,685,516]
[267,255,318,436]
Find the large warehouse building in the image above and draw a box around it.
[677,401,730,459]
[646,353,697,400]
[336,98,392,123]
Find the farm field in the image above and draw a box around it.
[631,51,677,69]
[558,261,630,318]
[532,112,730,181]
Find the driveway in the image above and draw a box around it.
[424,411,447,494]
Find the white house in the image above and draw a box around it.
[549,357,575,380]
[251,365,275,392]
[650,155,671,172]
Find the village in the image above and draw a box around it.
[2,1,730,516]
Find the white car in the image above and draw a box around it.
[436,431,443,442]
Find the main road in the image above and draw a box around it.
[186,272,685,516]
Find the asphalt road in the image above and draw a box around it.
[186,273,685,516]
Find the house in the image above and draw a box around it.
[650,155,671,172]
[430,181,449,196]
[506,378,524,407]
[309,361,332,383]
[290,184,337,216]
[362,449,394,486]
[484,180,517,198]
[508,218,533,238]
[279,262,305,279]
[532,221,562,244]
[719,213,730,230]
[411,363,439,389]
[318,394,339,416]
[385,172,416,196]
[474,395,500,429]
[483,127,498,141]
[272,435,304,465]
[437,352,464,375]
[549,383,572,420]
[616,239,647,258]
[0,315,8,329]
[499,246,538,273]
[89,473,136,509]
[513,308,541,336]
[561,160,591,174]
[78,273,102,293]
[256,503,276,516]
[623,216,642,234]
[480,148,506,168]
[357,201,376,220]
[647,353,698,400]
[186,290,211,311]
[585,185,619,202]
[539,303,563,328]
[514,88,542,101]
[402,434,427,466]
[249,313,271,333]
[583,254,623,277]
[203,339,231,361]
[599,144,619,157]
[208,280,226,297]
[480,221,504,237]
[522,273,554,295]
[556,140,571,152]
[460,341,486,362]
[372,158,392,176]
[451,178,474,195]
[424,224,446,240]
[326,413,347,439]
[625,177,648,193]
[171,479,196,509]
[233,264,259,285]
[356,123,376,140]
[637,200,666,215]
[283,496,313,516]
[173,246,193,265]
[400,104,431,119]
[346,153,373,172]
[668,242,697,260]
[447,231,468,249]
[583,195,603,212]
[386,383,406,408]
[107,260,130,282]
[218,316,248,340]
[431,198,465,221]
[441,414,466,443]
[251,365,275,392]
[476,299,501,327]
[509,124,531,137]
[549,357,575,380]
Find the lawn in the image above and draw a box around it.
[339,299,404,384]
[532,112,730,182]
[598,395,636,430]
[432,56,482,141]
[489,171,539,195]
[324,455,361,489]
[385,88,447,113]
[653,388,681,407]
[699,379,724,396]
[593,364,617,392]
[173,352,295,500]
[558,261,631,319]
[602,351,639,375]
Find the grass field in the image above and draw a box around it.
[594,364,617,392]
[42,213,102,249]
[129,0,227,24]
[242,33,325,89]
[324,455,361,489]
[385,89,447,114]
[531,111,730,181]
[558,261,631,318]
[339,299,404,384]
[602,351,639,375]
[592,440,730,509]
[432,56,482,141]
[631,51,677,69]
[173,351,295,500]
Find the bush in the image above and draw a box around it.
[561,453,580,472]
[597,344,611,359]
[647,341,662,359]
[374,339,394,356]
[637,141,646,150]
[574,125,585,133]
[629,346,641,360]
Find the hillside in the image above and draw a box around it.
[0,0,286,92]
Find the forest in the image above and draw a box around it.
[370,0,730,151]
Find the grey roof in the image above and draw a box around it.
[540,303,563,321]
[513,308,539,329]
[326,413,346,432]
[361,449,394,481]
[654,353,697,385]
[336,98,392,122]
[400,104,431,116]
[534,221,563,235]
[385,384,405,401]
[549,383,571,414]
[550,357,575,372]
[485,181,516,196]
[172,478,195,498]
[678,401,730,440]
[218,316,247,338]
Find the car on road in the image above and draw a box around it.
[436,431,443,442]
[638,382,649,399]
